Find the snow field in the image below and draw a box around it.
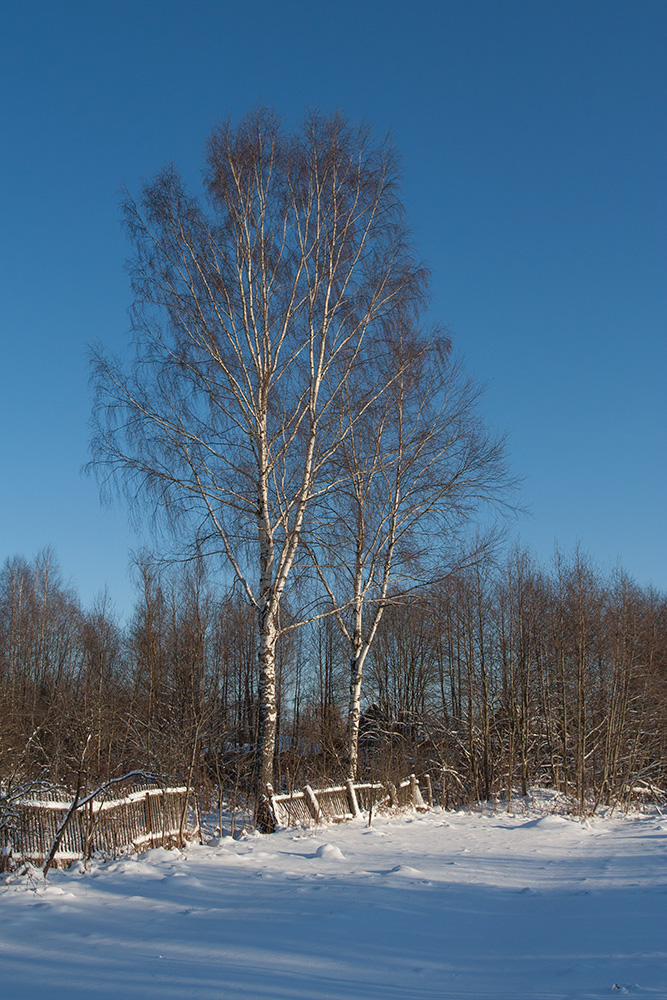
[1,803,666,998]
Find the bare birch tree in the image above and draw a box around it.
[89,109,425,793]
[306,328,513,778]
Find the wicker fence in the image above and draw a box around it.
[1,784,189,872]
[264,773,431,830]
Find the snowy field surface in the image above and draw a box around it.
[1,800,666,999]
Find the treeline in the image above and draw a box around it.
[1,546,665,812]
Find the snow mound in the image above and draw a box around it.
[388,864,421,876]
[314,843,345,861]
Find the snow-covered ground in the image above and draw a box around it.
[2,799,666,999]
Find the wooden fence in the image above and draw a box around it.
[1,773,432,868]
[0,784,189,872]
[264,773,430,830]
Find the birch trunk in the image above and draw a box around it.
[257,607,278,790]
[347,626,367,780]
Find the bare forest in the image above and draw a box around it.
[1,545,665,817]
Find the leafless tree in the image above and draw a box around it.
[305,326,513,778]
[89,109,425,794]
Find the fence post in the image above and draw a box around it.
[387,782,398,808]
[303,785,322,824]
[160,788,174,848]
[424,774,433,808]
[84,798,95,860]
[409,773,419,807]
[346,779,361,818]
[144,792,152,846]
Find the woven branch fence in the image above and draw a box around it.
[1,784,189,872]
[264,773,432,830]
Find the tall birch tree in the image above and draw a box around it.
[89,109,424,793]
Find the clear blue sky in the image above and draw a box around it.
[2,0,665,617]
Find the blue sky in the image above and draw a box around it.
[1,0,665,617]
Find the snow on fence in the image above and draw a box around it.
[264,774,429,831]
[0,784,189,872]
